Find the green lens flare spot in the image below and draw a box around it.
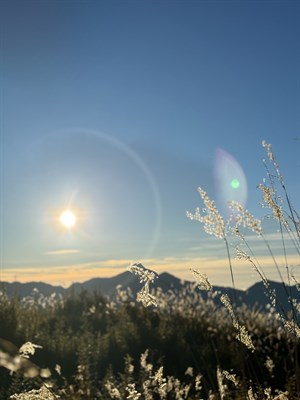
[230,179,240,189]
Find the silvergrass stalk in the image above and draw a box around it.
[259,143,300,335]
[187,139,300,396]
[127,263,158,307]
[189,141,299,326]
[186,188,236,292]
[258,142,300,340]
[262,140,300,243]
[192,266,255,351]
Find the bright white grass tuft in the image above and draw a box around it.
[127,262,158,284]
[140,349,152,373]
[191,269,213,291]
[0,340,44,378]
[127,263,158,307]
[105,381,122,399]
[19,342,42,359]
[220,294,255,351]
[126,383,141,400]
[217,367,228,400]
[186,187,225,239]
[247,386,257,400]
[9,385,60,400]
[220,369,239,387]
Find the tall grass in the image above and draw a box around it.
[0,140,299,399]
[130,140,300,398]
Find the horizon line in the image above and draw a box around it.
[0,270,296,292]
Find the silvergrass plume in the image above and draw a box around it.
[127,263,158,307]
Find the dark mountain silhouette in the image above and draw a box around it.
[1,272,299,313]
[67,271,139,297]
[0,281,65,298]
[245,280,300,314]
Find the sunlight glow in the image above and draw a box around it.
[59,210,77,229]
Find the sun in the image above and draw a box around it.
[59,210,77,229]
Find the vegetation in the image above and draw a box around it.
[0,283,298,399]
[0,140,299,399]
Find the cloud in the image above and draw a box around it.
[45,249,81,256]
[98,259,134,268]
[2,253,299,290]
[1,259,133,287]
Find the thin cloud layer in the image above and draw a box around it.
[46,249,81,256]
[2,253,299,290]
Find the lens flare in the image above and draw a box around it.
[230,179,240,189]
[214,148,248,215]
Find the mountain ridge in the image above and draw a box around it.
[1,271,299,313]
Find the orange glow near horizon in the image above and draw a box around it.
[2,254,299,290]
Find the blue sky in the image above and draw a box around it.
[1,0,299,288]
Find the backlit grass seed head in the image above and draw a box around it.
[153,366,167,391]
[140,349,152,372]
[220,294,235,319]
[141,380,152,400]
[220,294,255,351]
[105,381,122,399]
[258,184,285,224]
[283,319,300,338]
[264,356,275,375]
[221,370,239,387]
[217,367,227,400]
[272,392,289,400]
[9,386,60,400]
[264,388,290,400]
[127,263,158,284]
[195,374,202,392]
[55,364,61,376]
[236,325,255,352]
[19,342,42,359]
[124,355,135,375]
[173,379,190,400]
[127,263,158,307]
[264,387,272,399]
[136,284,158,307]
[191,269,213,291]
[157,381,168,399]
[116,285,131,303]
[229,201,262,235]
[185,367,193,377]
[269,288,277,308]
[187,188,225,239]
[126,383,141,400]
[247,386,257,400]
[235,247,250,261]
[262,140,274,162]
[242,210,262,234]
[291,298,300,313]
[262,140,286,194]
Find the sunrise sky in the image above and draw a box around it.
[1,0,299,289]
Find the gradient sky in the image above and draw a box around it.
[1,0,299,289]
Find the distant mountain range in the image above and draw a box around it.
[1,271,299,314]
